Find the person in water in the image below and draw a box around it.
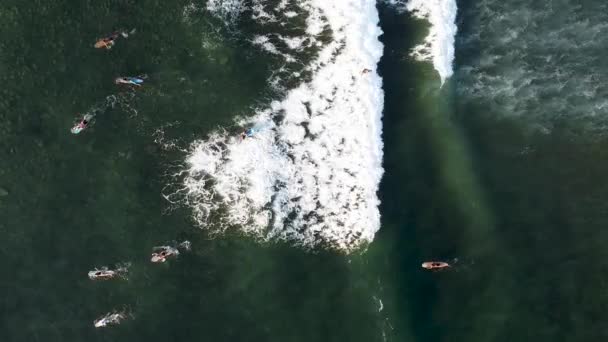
[421,261,451,270]
[150,241,190,263]
[115,76,144,87]
[88,269,115,280]
[71,113,94,134]
[88,263,130,280]
[240,128,255,140]
[150,246,179,263]
[95,32,120,49]
[94,30,133,49]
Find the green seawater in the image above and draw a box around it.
[2,1,608,342]
[1,1,383,341]
[378,2,608,341]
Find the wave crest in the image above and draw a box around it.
[173,0,384,252]
[407,0,457,85]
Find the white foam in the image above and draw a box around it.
[278,35,306,50]
[285,11,298,18]
[252,35,280,54]
[406,0,457,85]
[251,0,278,23]
[206,0,245,22]
[277,0,290,11]
[180,0,384,252]
[182,3,200,23]
[252,35,296,62]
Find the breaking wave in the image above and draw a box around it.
[170,0,384,252]
[407,0,457,85]
[383,0,457,84]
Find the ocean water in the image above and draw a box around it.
[2,0,608,341]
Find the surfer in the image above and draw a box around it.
[88,268,116,280]
[70,113,94,134]
[94,29,134,49]
[421,261,451,270]
[95,32,120,49]
[88,263,130,280]
[362,68,372,74]
[115,76,145,87]
[150,246,179,263]
[150,240,191,263]
[240,128,255,140]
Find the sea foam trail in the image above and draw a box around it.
[457,1,608,131]
[406,0,457,85]
[177,0,384,252]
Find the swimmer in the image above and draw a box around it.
[421,261,451,270]
[94,310,129,328]
[70,113,94,134]
[115,76,145,87]
[362,68,372,74]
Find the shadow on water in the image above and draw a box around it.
[454,47,608,342]
[370,0,608,341]
[452,1,608,341]
[375,5,444,342]
[375,3,518,342]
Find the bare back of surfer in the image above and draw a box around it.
[94,29,135,49]
[421,261,451,270]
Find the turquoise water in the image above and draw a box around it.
[2,0,608,341]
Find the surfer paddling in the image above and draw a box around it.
[421,261,451,270]
[71,113,94,134]
[150,240,191,263]
[88,268,117,281]
[115,76,145,87]
[94,29,135,49]
[88,263,130,281]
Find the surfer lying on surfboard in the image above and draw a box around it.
[115,76,145,87]
[421,261,451,270]
[88,263,130,281]
[70,113,94,134]
[94,29,135,49]
[150,240,191,263]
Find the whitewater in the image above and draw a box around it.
[408,0,457,85]
[171,0,457,252]
[384,0,457,84]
